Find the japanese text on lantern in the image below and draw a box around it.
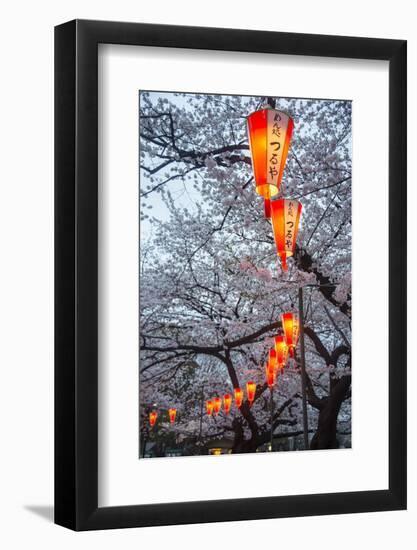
[267,110,289,186]
[285,200,295,249]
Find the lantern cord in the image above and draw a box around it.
[265,96,276,109]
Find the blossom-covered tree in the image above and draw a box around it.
[139,91,352,455]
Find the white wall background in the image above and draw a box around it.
[0,1,414,548]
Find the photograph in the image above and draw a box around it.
[0,3,409,544]
[139,91,352,458]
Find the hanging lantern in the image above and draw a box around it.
[149,410,157,427]
[213,397,222,415]
[168,408,177,424]
[268,348,278,372]
[275,335,288,369]
[281,312,300,357]
[206,400,214,416]
[271,198,302,271]
[246,381,257,405]
[223,394,232,414]
[234,387,243,408]
[247,107,294,218]
[266,361,276,388]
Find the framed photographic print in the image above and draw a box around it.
[55,19,407,530]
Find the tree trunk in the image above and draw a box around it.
[232,438,259,453]
[310,375,351,450]
[231,417,259,453]
[310,399,342,449]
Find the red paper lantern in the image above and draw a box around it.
[149,410,157,427]
[246,381,256,405]
[275,335,288,370]
[247,107,294,218]
[266,362,276,388]
[234,387,243,408]
[213,397,222,415]
[281,312,300,357]
[206,400,214,416]
[271,198,302,271]
[269,348,278,372]
[223,394,232,414]
[168,408,177,424]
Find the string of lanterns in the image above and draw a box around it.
[246,103,302,399]
[204,307,301,416]
[147,100,304,436]
[247,105,302,272]
[206,382,255,417]
[148,407,177,427]
[148,311,301,428]
[148,311,301,427]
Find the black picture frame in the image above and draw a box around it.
[55,19,407,531]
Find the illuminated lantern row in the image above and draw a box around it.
[247,108,294,218]
[246,381,257,405]
[149,411,157,427]
[149,408,177,427]
[206,385,259,416]
[271,199,302,271]
[168,408,177,424]
[281,312,300,357]
[206,397,222,416]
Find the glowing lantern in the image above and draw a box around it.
[247,107,294,218]
[149,411,157,427]
[275,335,288,369]
[234,387,243,408]
[271,198,302,271]
[266,362,276,388]
[269,348,278,372]
[206,400,214,416]
[223,394,232,414]
[213,397,222,415]
[281,312,300,357]
[168,408,177,424]
[246,381,256,405]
